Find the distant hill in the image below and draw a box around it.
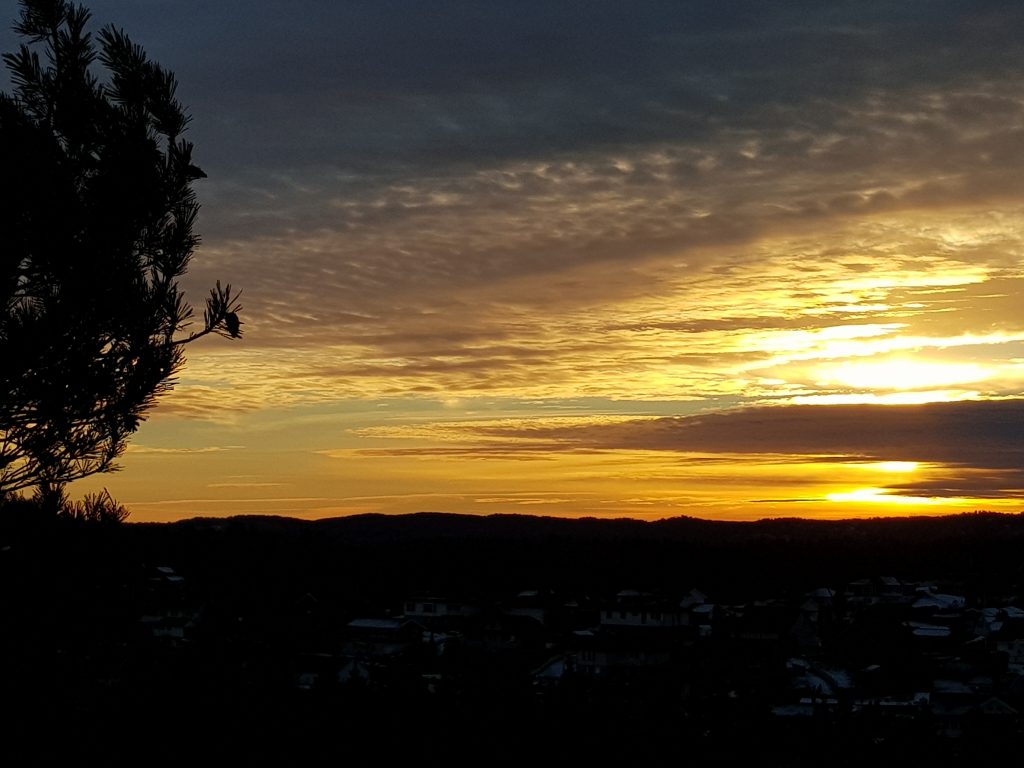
[107,510,1024,602]
[5,509,1023,604]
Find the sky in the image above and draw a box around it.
[6,1,1024,521]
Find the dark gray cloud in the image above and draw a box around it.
[493,400,1024,465]
[354,400,1024,463]
[190,0,1024,174]
[387,399,1024,495]
[362,400,1024,498]
[7,1,1021,178]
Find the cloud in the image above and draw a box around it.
[177,80,1024,412]
[482,400,1024,464]
[119,1,1024,424]
[345,400,1024,500]
[52,1,1019,178]
[206,482,283,489]
[9,4,1024,485]
[170,207,1024,415]
[138,497,328,506]
[126,444,242,455]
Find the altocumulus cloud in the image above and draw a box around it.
[14,1,1019,418]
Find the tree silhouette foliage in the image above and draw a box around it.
[0,0,241,505]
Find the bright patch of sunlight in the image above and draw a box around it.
[867,461,919,473]
[816,359,990,391]
[826,487,945,505]
[787,390,979,405]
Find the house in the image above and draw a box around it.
[996,637,1024,673]
[138,565,198,644]
[845,576,914,608]
[476,610,547,653]
[719,599,793,644]
[573,590,690,682]
[402,596,481,629]
[293,652,338,690]
[502,588,559,627]
[790,588,837,649]
[532,653,572,687]
[343,618,423,659]
[912,586,965,613]
[599,590,687,630]
[574,629,676,682]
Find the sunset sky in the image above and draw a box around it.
[8,1,1024,521]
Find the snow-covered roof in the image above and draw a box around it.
[907,621,952,638]
[348,618,406,630]
[806,587,835,599]
[771,703,814,718]
[933,679,973,695]
[679,588,707,608]
[912,593,965,611]
[532,656,567,679]
[823,666,853,689]
[874,692,930,708]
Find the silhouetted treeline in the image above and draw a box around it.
[115,510,1024,602]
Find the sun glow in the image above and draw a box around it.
[816,359,991,392]
[868,461,919,473]
[826,487,948,505]
[788,390,981,405]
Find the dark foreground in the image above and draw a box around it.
[3,510,1024,764]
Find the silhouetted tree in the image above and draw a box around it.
[0,0,241,509]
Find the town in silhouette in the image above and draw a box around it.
[4,508,1024,762]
